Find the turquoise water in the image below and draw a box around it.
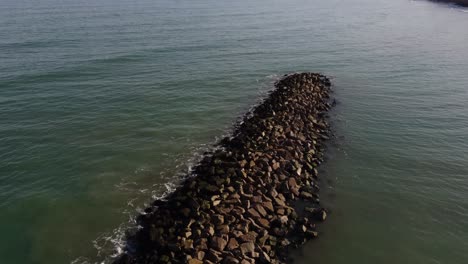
[1,0,468,263]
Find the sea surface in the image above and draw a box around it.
[1,0,468,263]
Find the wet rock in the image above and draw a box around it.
[320,210,327,221]
[305,230,318,238]
[300,191,314,199]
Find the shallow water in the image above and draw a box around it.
[1,0,468,263]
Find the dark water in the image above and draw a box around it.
[1,0,468,263]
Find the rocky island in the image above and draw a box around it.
[114,72,333,264]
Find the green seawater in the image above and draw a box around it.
[1,0,468,263]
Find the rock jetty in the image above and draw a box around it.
[115,72,333,264]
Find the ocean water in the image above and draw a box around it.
[1,0,468,263]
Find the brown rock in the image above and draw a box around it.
[242,199,251,209]
[239,232,256,243]
[296,167,302,176]
[252,196,262,203]
[230,193,241,200]
[269,188,278,198]
[205,185,220,193]
[223,256,240,264]
[300,191,314,199]
[239,160,247,168]
[213,214,225,225]
[247,217,262,230]
[290,187,300,196]
[189,259,203,264]
[183,239,193,249]
[240,242,255,254]
[279,215,288,224]
[217,224,230,234]
[257,218,270,228]
[227,238,239,250]
[181,208,191,217]
[277,193,286,201]
[231,230,244,238]
[184,230,192,238]
[320,210,327,221]
[217,206,233,215]
[257,232,269,246]
[276,208,285,215]
[262,201,274,212]
[272,162,280,170]
[236,220,250,233]
[197,238,208,250]
[247,208,261,218]
[206,249,222,263]
[273,196,286,207]
[196,250,206,260]
[211,236,227,251]
[288,177,298,189]
[207,226,215,236]
[305,207,318,213]
[254,204,267,217]
[306,230,318,238]
[260,249,271,262]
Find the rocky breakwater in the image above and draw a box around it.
[115,72,333,264]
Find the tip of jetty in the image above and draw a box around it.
[115,72,333,264]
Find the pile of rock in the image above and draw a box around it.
[115,72,332,264]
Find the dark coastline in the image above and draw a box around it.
[114,73,333,264]
[431,0,468,7]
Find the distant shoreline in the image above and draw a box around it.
[432,0,468,7]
